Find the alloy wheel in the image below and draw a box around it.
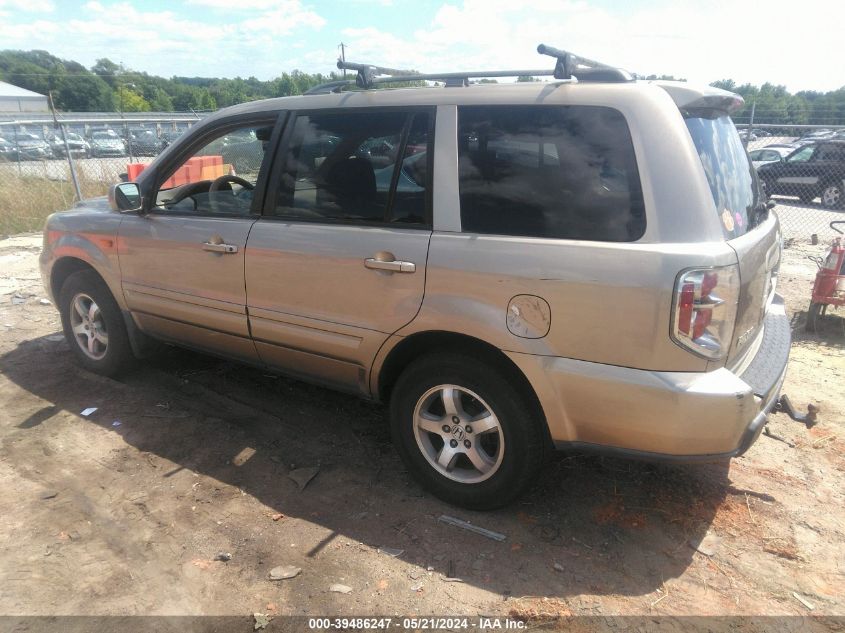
[69,292,109,360]
[412,384,505,484]
[822,184,841,208]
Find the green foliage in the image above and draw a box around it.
[2,49,844,124]
[711,79,845,125]
[118,88,150,112]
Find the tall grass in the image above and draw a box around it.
[0,172,111,235]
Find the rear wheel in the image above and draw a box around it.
[820,183,843,209]
[59,270,133,376]
[390,353,547,510]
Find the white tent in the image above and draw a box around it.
[0,81,49,113]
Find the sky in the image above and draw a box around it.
[0,0,843,93]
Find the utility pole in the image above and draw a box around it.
[747,101,756,148]
[339,42,347,77]
[49,91,83,202]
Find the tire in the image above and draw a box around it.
[805,302,822,332]
[820,182,843,209]
[389,353,547,510]
[58,270,134,376]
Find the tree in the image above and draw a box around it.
[3,48,844,123]
[118,88,150,112]
[91,58,121,89]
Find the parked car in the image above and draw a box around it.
[40,52,788,509]
[793,130,836,146]
[757,140,845,207]
[15,133,52,160]
[88,130,127,158]
[0,137,15,161]
[126,129,163,157]
[748,146,793,169]
[160,130,185,149]
[50,132,90,159]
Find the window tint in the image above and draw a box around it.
[154,123,273,216]
[685,114,760,238]
[457,105,645,241]
[274,110,431,225]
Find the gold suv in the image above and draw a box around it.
[40,49,789,509]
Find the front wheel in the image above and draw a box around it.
[390,353,547,510]
[59,270,134,376]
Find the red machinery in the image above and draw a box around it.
[806,221,845,331]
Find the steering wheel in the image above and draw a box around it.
[209,174,254,193]
[161,180,211,209]
[209,175,255,214]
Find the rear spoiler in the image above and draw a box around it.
[655,82,745,115]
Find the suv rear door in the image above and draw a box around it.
[684,114,780,366]
[244,108,433,394]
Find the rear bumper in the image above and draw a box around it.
[507,295,791,460]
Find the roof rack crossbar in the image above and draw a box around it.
[313,45,631,94]
[536,44,631,82]
[337,60,555,89]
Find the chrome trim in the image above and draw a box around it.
[364,258,416,273]
[202,242,238,254]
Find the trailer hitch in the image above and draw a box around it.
[774,394,819,428]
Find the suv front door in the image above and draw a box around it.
[118,114,281,362]
[245,109,433,393]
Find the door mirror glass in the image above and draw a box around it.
[109,182,142,211]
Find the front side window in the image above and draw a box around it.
[457,105,645,241]
[154,123,274,216]
[273,110,431,225]
[786,146,815,163]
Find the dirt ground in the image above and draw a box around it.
[0,223,843,628]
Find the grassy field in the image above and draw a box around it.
[0,174,109,235]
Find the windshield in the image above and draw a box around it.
[685,114,762,238]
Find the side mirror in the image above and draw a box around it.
[109,182,143,212]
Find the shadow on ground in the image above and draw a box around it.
[1,335,736,601]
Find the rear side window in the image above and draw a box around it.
[457,105,645,241]
[684,114,761,237]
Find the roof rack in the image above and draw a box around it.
[304,44,632,95]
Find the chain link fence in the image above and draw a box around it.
[0,115,202,234]
[740,125,845,242]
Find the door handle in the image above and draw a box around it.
[364,256,416,273]
[203,241,238,254]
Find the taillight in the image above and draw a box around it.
[671,265,739,359]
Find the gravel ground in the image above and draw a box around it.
[0,227,843,630]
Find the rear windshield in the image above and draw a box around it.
[685,114,762,238]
